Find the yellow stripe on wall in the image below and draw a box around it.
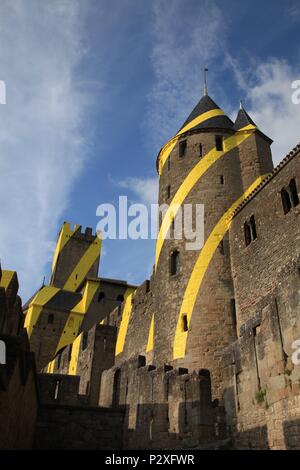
[68,334,82,375]
[115,287,136,356]
[55,280,100,354]
[155,128,255,269]
[24,286,60,337]
[173,175,268,360]
[146,314,154,353]
[158,108,225,174]
[63,238,101,292]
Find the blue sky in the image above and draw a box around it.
[0,0,300,300]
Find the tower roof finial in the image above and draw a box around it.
[240,99,243,110]
[203,68,208,96]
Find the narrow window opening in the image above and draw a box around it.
[220,175,224,185]
[98,291,105,302]
[182,314,188,332]
[219,240,224,255]
[117,294,124,302]
[250,215,257,240]
[179,140,187,158]
[230,299,237,338]
[281,188,291,214]
[170,250,180,276]
[199,143,203,158]
[215,135,223,151]
[235,373,241,411]
[47,314,54,325]
[57,351,62,369]
[68,344,72,362]
[145,280,150,293]
[75,273,78,280]
[167,156,171,171]
[166,185,171,199]
[244,222,251,247]
[290,178,299,207]
[86,381,90,394]
[54,380,60,400]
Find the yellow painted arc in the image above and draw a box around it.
[115,287,136,356]
[155,129,255,269]
[0,270,15,290]
[51,223,81,276]
[63,237,101,292]
[68,334,82,375]
[146,314,154,353]
[24,286,60,338]
[173,175,269,360]
[55,279,100,354]
[158,108,225,174]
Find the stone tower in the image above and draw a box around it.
[153,92,273,398]
[50,222,101,291]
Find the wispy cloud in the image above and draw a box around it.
[228,57,300,164]
[0,0,91,299]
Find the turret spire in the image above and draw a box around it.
[203,68,208,96]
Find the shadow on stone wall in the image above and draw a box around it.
[283,418,300,450]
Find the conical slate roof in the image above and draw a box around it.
[179,94,234,133]
[234,106,257,130]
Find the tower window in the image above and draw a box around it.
[215,135,223,151]
[179,140,187,158]
[98,291,105,302]
[220,175,224,185]
[281,188,291,214]
[230,299,237,337]
[57,351,62,369]
[290,178,299,207]
[250,215,257,240]
[244,215,257,246]
[199,143,203,158]
[47,314,54,325]
[82,331,88,351]
[167,156,171,171]
[182,314,188,332]
[170,250,180,276]
[166,185,171,199]
[281,178,299,214]
[68,344,72,361]
[117,294,124,302]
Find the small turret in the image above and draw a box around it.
[234,101,274,189]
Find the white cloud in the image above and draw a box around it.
[148,0,300,166]
[0,0,91,300]
[229,58,300,164]
[118,177,158,206]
